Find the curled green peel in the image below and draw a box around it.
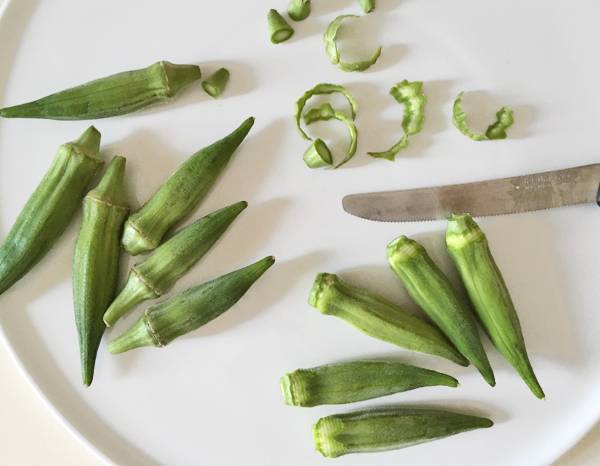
[324,15,382,72]
[303,104,357,168]
[294,83,357,140]
[369,80,426,161]
[452,91,514,141]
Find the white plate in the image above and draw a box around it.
[1,1,599,465]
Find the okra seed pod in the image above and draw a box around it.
[308,273,468,366]
[108,256,275,353]
[303,139,333,168]
[201,68,230,98]
[446,213,544,399]
[0,61,201,120]
[280,359,458,407]
[103,201,248,327]
[0,127,103,296]
[288,0,311,21]
[387,236,496,386]
[121,116,255,255]
[73,156,129,386]
[268,9,294,44]
[313,406,493,458]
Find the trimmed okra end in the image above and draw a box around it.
[386,235,422,262]
[280,370,311,406]
[303,139,333,168]
[446,213,486,249]
[268,9,294,44]
[313,416,347,458]
[122,219,158,256]
[159,61,202,98]
[308,273,336,313]
[201,68,230,98]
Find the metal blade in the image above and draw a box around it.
[343,164,600,222]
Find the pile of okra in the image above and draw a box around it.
[0,6,540,456]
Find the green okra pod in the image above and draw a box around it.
[108,256,275,353]
[103,200,248,327]
[0,127,104,296]
[73,156,129,386]
[313,406,493,458]
[280,359,458,407]
[387,236,495,386]
[267,9,294,44]
[201,68,230,98]
[0,61,201,120]
[288,0,311,21]
[446,213,544,399]
[308,273,468,366]
[121,116,254,255]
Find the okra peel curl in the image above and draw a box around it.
[73,156,129,386]
[0,61,201,120]
[309,273,468,366]
[446,213,544,399]
[281,359,458,407]
[324,15,382,72]
[0,127,104,296]
[303,103,358,168]
[314,406,493,458]
[452,91,514,141]
[108,256,275,353]
[369,80,426,161]
[387,236,495,386]
[121,116,254,255]
[104,201,248,327]
[294,83,358,140]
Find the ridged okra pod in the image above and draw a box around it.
[108,256,275,353]
[313,407,493,458]
[280,359,458,407]
[387,236,495,386]
[0,127,103,296]
[73,156,129,386]
[446,214,544,399]
[308,273,468,366]
[103,201,248,327]
[0,61,201,120]
[122,117,255,255]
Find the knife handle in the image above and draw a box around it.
[597,184,600,207]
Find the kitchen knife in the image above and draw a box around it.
[342,164,600,222]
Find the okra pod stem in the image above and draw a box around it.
[73,156,128,386]
[446,214,544,399]
[108,256,275,353]
[201,68,230,98]
[121,116,254,255]
[103,201,248,327]
[0,61,201,120]
[387,236,495,386]
[288,0,311,21]
[281,359,458,407]
[268,9,294,44]
[314,406,493,458]
[308,273,468,366]
[303,139,333,168]
[0,127,103,296]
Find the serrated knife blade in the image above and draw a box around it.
[342,164,600,222]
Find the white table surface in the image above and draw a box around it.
[0,344,596,466]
